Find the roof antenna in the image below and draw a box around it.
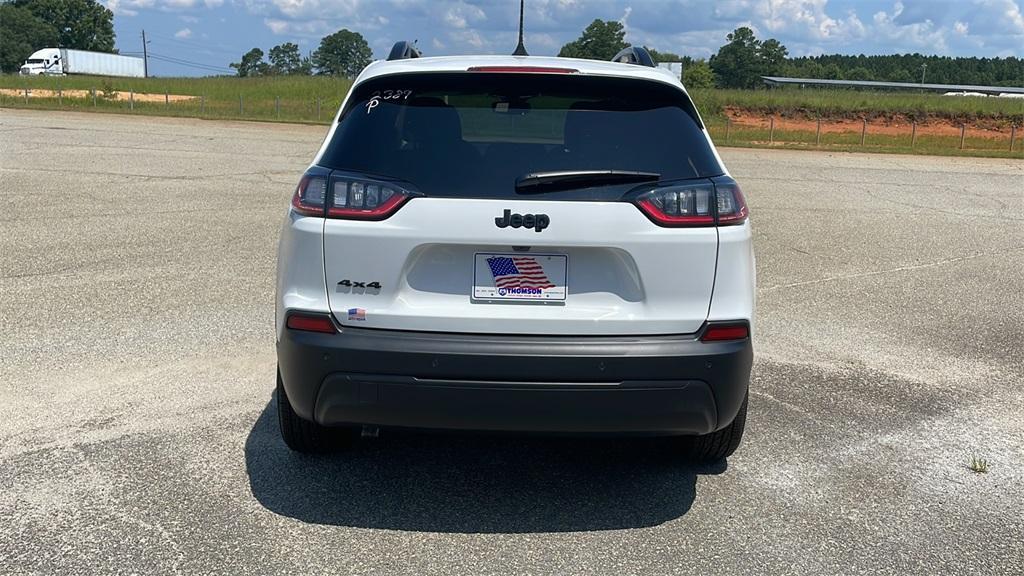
[512,0,528,56]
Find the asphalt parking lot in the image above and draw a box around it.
[1,108,1022,575]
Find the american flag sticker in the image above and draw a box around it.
[347,308,366,321]
[474,253,567,301]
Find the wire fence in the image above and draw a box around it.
[2,87,1021,157]
[706,116,1020,155]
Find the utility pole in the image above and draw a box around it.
[142,29,150,78]
[920,63,927,85]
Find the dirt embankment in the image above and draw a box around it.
[724,106,1017,138]
[0,88,196,103]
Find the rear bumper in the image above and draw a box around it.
[276,320,752,435]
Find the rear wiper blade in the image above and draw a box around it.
[515,170,661,194]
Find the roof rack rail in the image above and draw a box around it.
[611,46,656,68]
[387,41,421,61]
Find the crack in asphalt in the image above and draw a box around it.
[759,247,1024,292]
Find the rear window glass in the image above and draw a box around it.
[319,72,722,199]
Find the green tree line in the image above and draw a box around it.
[783,54,1023,87]
[230,29,373,78]
[558,19,1023,90]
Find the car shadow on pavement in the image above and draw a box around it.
[245,395,726,533]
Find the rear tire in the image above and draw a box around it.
[679,392,748,463]
[276,369,357,453]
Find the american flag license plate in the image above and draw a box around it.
[473,253,567,301]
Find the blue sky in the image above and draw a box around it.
[101,0,1024,76]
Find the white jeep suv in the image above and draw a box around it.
[275,46,754,462]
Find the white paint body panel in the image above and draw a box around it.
[275,213,328,340]
[322,199,719,335]
[709,222,756,334]
[276,55,754,338]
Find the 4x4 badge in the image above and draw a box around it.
[495,209,550,232]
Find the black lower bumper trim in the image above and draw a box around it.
[277,324,752,435]
[314,374,718,434]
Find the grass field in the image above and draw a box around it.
[2,73,1022,158]
[689,88,1024,125]
[0,74,354,123]
[703,118,1021,158]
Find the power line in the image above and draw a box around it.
[147,57,232,74]
[148,52,234,71]
[147,52,235,74]
[148,34,241,57]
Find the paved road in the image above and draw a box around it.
[2,109,1022,575]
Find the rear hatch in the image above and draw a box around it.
[313,71,726,336]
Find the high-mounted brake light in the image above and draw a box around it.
[286,313,336,334]
[701,322,750,342]
[467,66,578,74]
[327,176,415,220]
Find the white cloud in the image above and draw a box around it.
[265,18,289,34]
[443,1,487,29]
[527,32,560,49]
[449,28,485,48]
[968,0,1024,34]
[263,17,333,37]
[872,2,950,52]
[103,0,149,16]
[713,0,866,41]
[174,27,193,39]
[619,6,632,29]
[267,0,360,19]
[103,0,220,15]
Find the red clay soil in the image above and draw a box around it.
[724,106,1014,139]
[0,88,196,103]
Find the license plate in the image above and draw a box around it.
[473,253,567,301]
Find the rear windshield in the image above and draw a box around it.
[319,72,722,199]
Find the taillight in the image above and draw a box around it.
[290,169,416,220]
[286,313,336,334]
[701,322,750,342]
[633,179,748,227]
[634,182,716,226]
[291,172,328,217]
[327,175,415,220]
[714,180,749,226]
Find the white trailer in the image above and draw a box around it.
[19,48,145,78]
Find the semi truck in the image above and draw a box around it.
[19,48,145,78]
